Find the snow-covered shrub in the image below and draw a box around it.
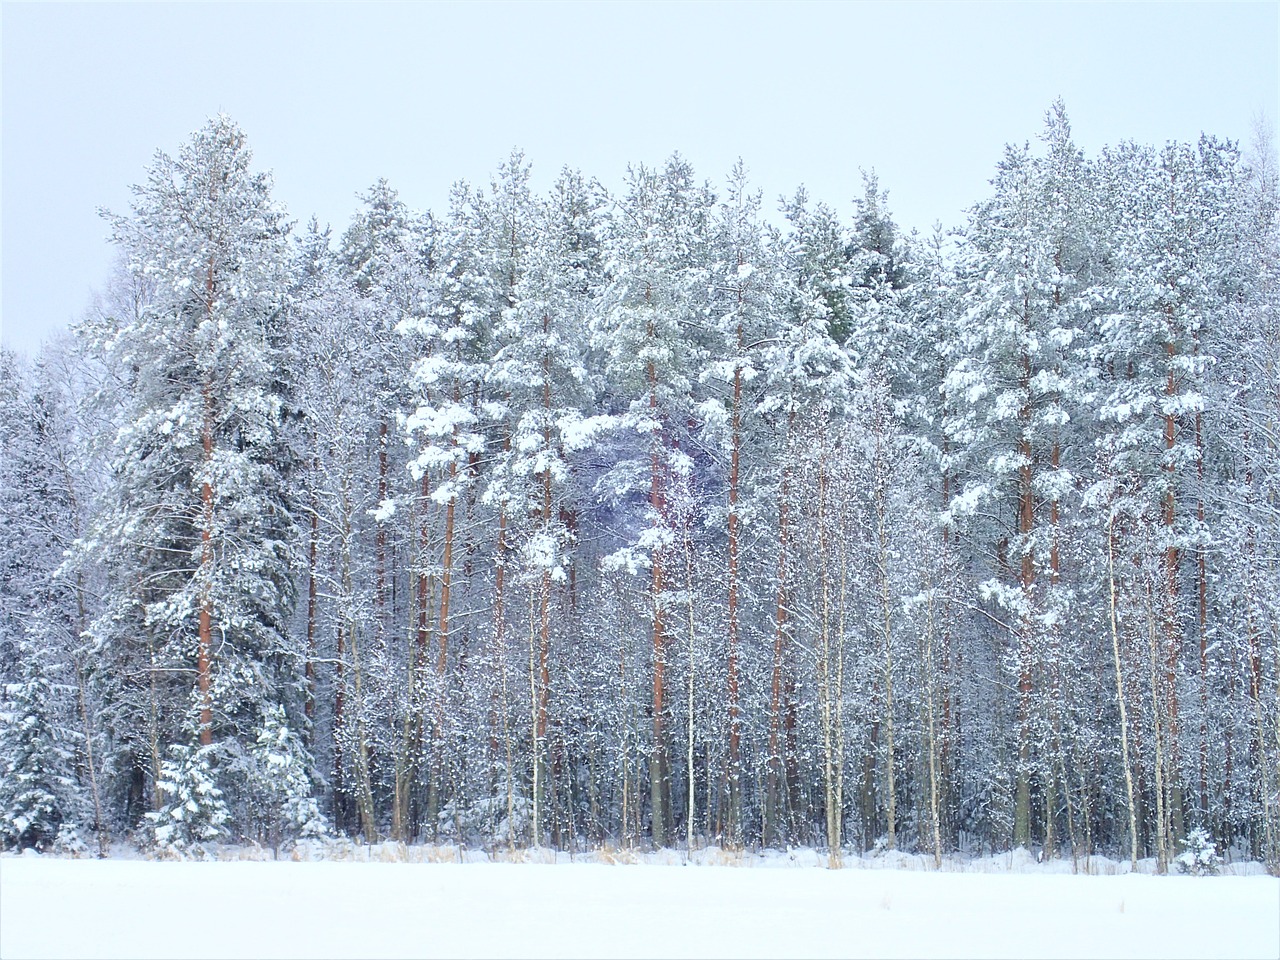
[438,794,531,846]
[248,705,327,850]
[1175,828,1222,876]
[53,823,87,857]
[0,662,76,851]
[147,741,229,859]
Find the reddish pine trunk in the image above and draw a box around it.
[197,234,217,747]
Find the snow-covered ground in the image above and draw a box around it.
[2,849,1276,959]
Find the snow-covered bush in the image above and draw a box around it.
[247,705,327,850]
[0,660,76,851]
[53,823,88,857]
[439,794,531,846]
[147,741,229,859]
[1175,828,1223,876]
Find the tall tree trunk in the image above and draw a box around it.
[1197,408,1209,821]
[685,515,697,853]
[493,441,510,823]
[536,314,554,832]
[61,463,108,857]
[1107,508,1139,868]
[817,451,840,868]
[766,414,792,847]
[1014,342,1035,849]
[198,379,215,747]
[376,420,389,638]
[528,588,541,846]
[305,457,319,737]
[1046,436,1066,858]
[725,314,743,845]
[1145,576,1170,873]
[646,295,668,849]
[834,518,846,867]
[923,586,943,868]
[333,621,346,833]
[341,473,378,844]
[1163,343,1186,851]
[874,415,897,850]
[427,447,458,837]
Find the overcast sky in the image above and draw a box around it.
[2,1,1276,356]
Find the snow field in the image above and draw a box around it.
[2,856,1276,960]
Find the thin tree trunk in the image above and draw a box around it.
[725,305,743,846]
[376,419,389,638]
[537,316,554,829]
[767,418,791,847]
[618,588,632,848]
[646,292,668,849]
[60,464,108,857]
[428,422,459,834]
[493,453,512,839]
[1196,409,1209,820]
[1014,333,1035,849]
[198,379,215,747]
[341,473,377,844]
[924,585,943,869]
[1107,510,1139,869]
[333,621,346,833]
[686,518,697,853]
[1162,344,1185,851]
[529,588,541,846]
[875,415,897,851]
[1145,576,1170,874]
[834,469,848,869]
[305,457,319,737]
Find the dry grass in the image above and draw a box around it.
[595,844,640,865]
[696,845,746,867]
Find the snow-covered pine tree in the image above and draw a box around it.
[704,161,775,846]
[945,110,1098,852]
[765,190,856,857]
[401,180,494,838]
[1091,134,1244,868]
[592,156,713,848]
[87,115,303,837]
[485,157,609,846]
[333,179,436,841]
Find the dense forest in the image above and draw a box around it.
[1,104,1277,873]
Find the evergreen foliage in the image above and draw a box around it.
[3,108,1277,874]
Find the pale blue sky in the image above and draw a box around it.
[3,1,1277,355]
